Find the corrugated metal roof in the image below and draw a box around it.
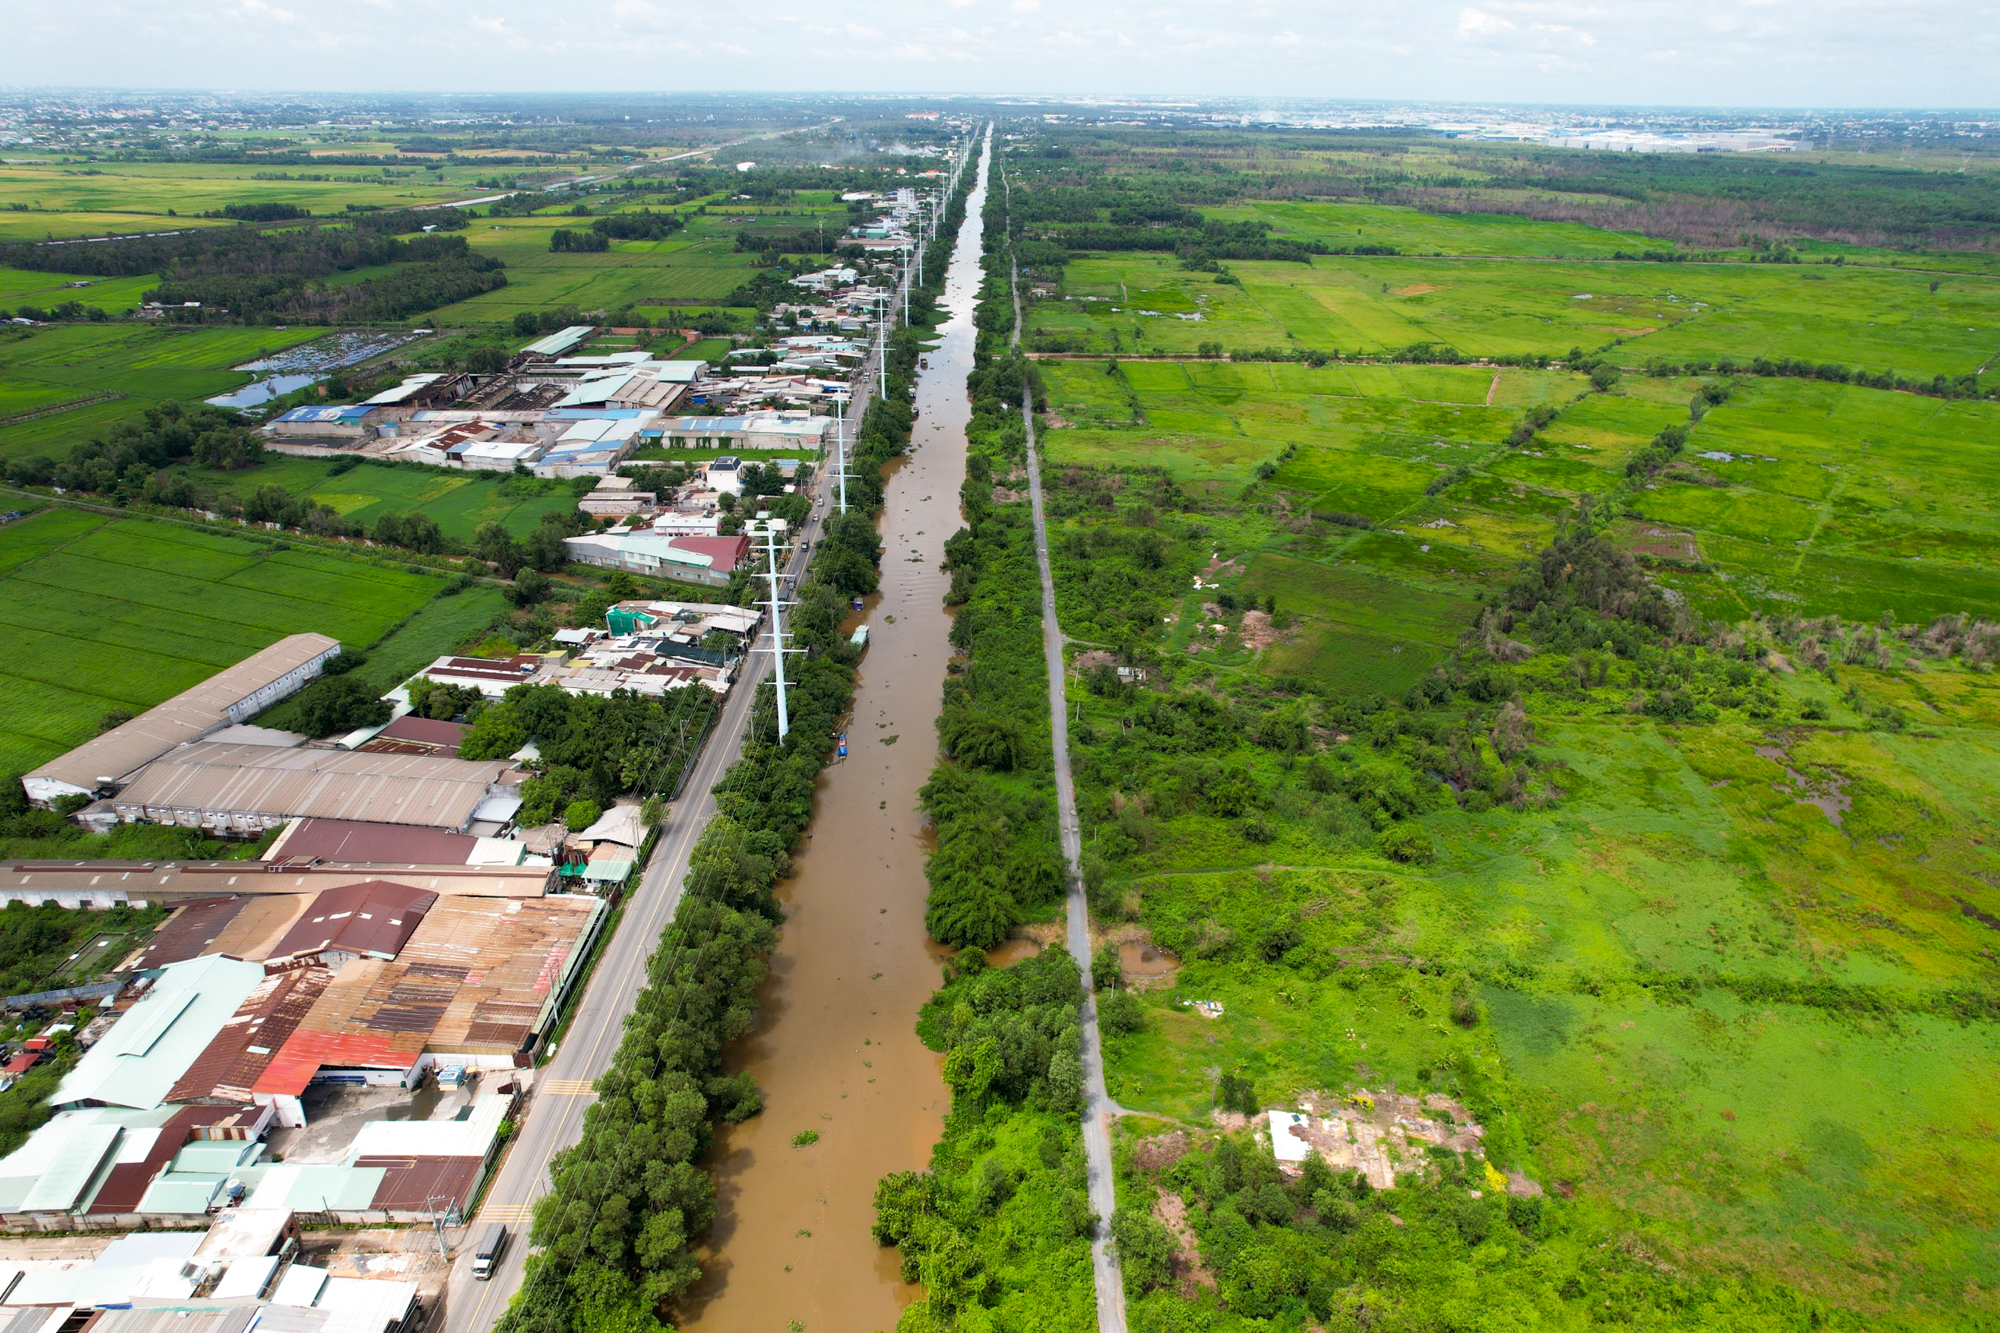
[266,881,437,965]
[164,966,337,1105]
[244,1163,386,1215]
[55,955,266,1112]
[111,742,509,832]
[358,1155,482,1213]
[0,858,553,902]
[126,896,248,970]
[19,1121,120,1212]
[25,633,340,792]
[273,405,372,423]
[521,324,594,356]
[374,716,469,751]
[264,817,482,867]
[134,1170,224,1215]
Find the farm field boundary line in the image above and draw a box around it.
[0,391,126,428]
[1005,173,1129,1330]
[0,485,507,585]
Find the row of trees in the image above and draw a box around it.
[873,164,1101,1332]
[493,155,968,1333]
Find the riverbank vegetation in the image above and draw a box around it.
[879,157,1099,1332]
[492,153,969,1333]
[988,129,2000,1331]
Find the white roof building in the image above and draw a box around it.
[55,955,268,1111]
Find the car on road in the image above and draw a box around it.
[472,1223,510,1281]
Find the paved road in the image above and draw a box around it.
[440,138,972,1333]
[1009,224,1130,1331]
[442,364,883,1333]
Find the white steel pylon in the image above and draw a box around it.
[750,521,802,741]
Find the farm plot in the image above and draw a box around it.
[0,510,442,776]
[1626,380,2000,622]
[1028,250,2000,376]
[428,212,763,323]
[186,457,583,542]
[0,323,327,460]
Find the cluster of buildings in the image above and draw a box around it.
[420,600,760,700]
[0,856,597,1320]
[260,329,849,480]
[20,610,761,842]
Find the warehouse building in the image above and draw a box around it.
[262,880,438,968]
[655,412,832,450]
[107,742,515,835]
[561,528,751,584]
[22,633,342,806]
[0,856,554,909]
[54,955,269,1113]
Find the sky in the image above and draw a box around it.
[4,0,1994,109]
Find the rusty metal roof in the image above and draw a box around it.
[374,716,469,751]
[126,898,248,970]
[165,967,334,1105]
[358,1155,483,1213]
[265,881,437,965]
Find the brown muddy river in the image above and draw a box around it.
[677,135,992,1333]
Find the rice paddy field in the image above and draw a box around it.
[0,159,485,223]
[0,322,327,458]
[1030,185,2000,1327]
[183,455,583,543]
[427,193,851,324]
[0,507,449,777]
[1026,242,2000,377]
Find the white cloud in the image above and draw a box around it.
[234,0,296,21]
[1272,30,1301,48]
[1457,7,1513,37]
[1011,0,1041,12]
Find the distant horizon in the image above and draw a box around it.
[1,88,1995,122]
[4,0,1992,111]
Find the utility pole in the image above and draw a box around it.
[751,521,797,742]
[834,391,849,515]
[876,292,888,399]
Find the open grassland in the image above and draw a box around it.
[428,209,767,322]
[0,268,157,313]
[1028,250,2000,377]
[1038,337,2000,1323]
[0,323,325,458]
[0,212,234,243]
[1207,198,1675,258]
[184,456,581,542]
[0,508,444,776]
[0,160,486,219]
[1041,355,2000,639]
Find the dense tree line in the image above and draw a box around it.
[1014,124,2000,253]
[0,209,499,325]
[456,682,717,825]
[491,153,967,1333]
[872,949,1095,1331]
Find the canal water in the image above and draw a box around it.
[678,134,992,1333]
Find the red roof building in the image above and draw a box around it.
[362,715,471,757]
[264,880,437,967]
[666,534,751,572]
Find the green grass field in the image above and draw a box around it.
[0,160,484,219]
[428,211,766,322]
[1037,309,2000,1322]
[1027,250,2000,376]
[184,456,583,543]
[0,323,327,457]
[0,508,446,776]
